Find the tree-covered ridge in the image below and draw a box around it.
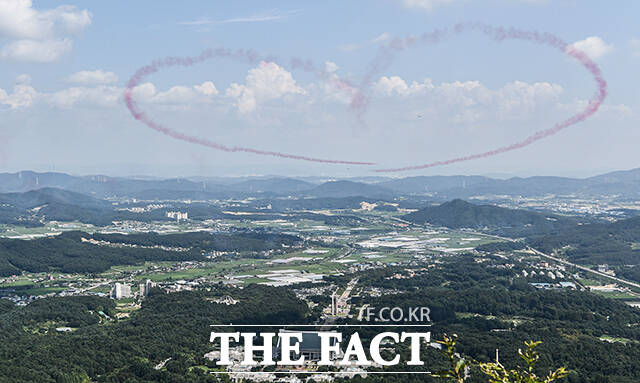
[0,230,303,276]
[0,296,115,332]
[0,187,229,226]
[530,216,640,265]
[89,230,302,252]
[0,187,380,228]
[403,199,580,237]
[0,231,202,276]
[327,261,640,383]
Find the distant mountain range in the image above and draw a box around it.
[2,168,640,200]
[0,171,316,199]
[381,168,640,198]
[303,180,394,199]
[228,178,313,194]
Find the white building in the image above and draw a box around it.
[139,279,155,297]
[166,211,188,221]
[213,295,238,305]
[331,293,337,316]
[111,283,132,299]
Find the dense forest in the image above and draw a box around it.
[332,262,640,383]
[88,231,302,252]
[530,216,640,266]
[0,230,302,277]
[3,260,640,382]
[0,231,202,276]
[0,285,307,383]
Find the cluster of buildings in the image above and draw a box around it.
[597,264,616,276]
[474,194,640,219]
[166,211,188,221]
[115,203,167,213]
[110,280,155,299]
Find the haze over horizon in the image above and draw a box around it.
[1,1,639,177]
[2,166,639,181]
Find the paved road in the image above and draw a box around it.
[468,232,640,291]
[528,248,640,290]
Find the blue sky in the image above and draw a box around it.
[0,0,639,177]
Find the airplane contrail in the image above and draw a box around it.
[123,24,606,172]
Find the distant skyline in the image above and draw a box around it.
[3,165,638,181]
[1,1,639,177]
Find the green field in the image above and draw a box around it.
[590,290,639,300]
[21,287,67,296]
[0,221,96,238]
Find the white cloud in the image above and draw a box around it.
[15,73,31,84]
[373,75,564,122]
[310,73,354,106]
[48,86,120,108]
[398,0,549,11]
[67,70,119,85]
[41,80,218,109]
[226,62,304,113]
[325,61,339,73]
[570,36,614,60]
[0,38,72,62]
[40,79,217,109]
[0,63,578,129]
[0,1,91,39]
[121,81,219,106]
[400,0,456,11]
[0,0,91,62]
[493,81,563,117]
[151,82,219,104]
[179,9,299,27]
[226,83,256,114]
[437,80,487,107]
[372,32,391,44]
[130,82,157,102]
[373,76,435,96]
[631,38,640,58]
[0,83,37,109]
[194,81,218,96]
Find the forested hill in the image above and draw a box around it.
[0,188,113,227]
[403,199,580,237]
[530,216,640,266]
[0,231,302,277]
[0,188,228,227]
[0,285,309,383]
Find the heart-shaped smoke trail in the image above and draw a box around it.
[124,24,606,172]
[123,48,375,166]
[370,23,607,172]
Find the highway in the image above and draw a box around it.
[528,248,640,290]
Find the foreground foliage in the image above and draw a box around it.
[433,334,568,383]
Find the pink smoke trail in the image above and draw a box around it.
[123,48,374,166]
[373,23,607,172]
